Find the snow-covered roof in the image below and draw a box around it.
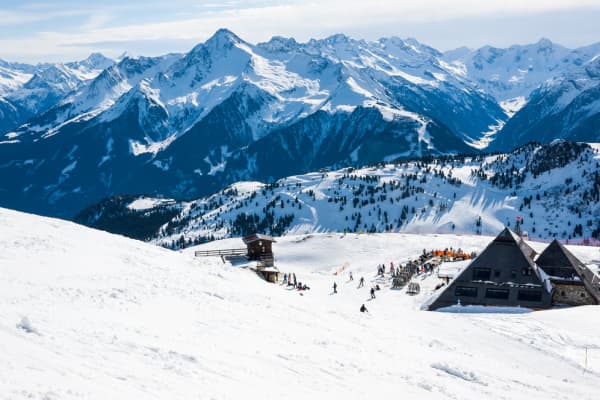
[243,233,276,244]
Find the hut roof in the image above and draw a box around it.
[462,227,540,276]
[494,227,537,262]
[536,240,582,269]
[537,240,600,304]
[242,233,276,244]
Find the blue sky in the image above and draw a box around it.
[1,0,599,62]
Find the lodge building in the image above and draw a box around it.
[428,228,600,311]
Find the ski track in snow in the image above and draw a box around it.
[0,207,599,399]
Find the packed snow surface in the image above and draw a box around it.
[1,207,599,399]
[127,197,175,211]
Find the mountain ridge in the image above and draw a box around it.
[2,30,600,218]
[74,140,600,247]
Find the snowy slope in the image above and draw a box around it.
[1,207,599,399]
[92,141,600,247]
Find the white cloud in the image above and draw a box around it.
[0,8,86,26]
[1,0,599,62]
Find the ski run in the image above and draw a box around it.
[1,207,599,399]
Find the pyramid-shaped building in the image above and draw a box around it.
[429,228,553,310]
[536,240,599,305]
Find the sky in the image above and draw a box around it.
[1,0,599,63]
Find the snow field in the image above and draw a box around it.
[1,207,599,399]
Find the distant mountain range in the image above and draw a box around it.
[1,30,599,217]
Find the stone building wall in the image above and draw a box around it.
[551,283,595,306]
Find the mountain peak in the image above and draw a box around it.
[536,37,553,48]
[257,36,299,52]
[81,52,115,70]
[86,52,110,62]
[323,33,352,44]
[116,51,135,62]
[205,28,244,47]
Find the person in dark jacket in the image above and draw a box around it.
[358,276,365,288]
[360,304,368,313]
[370,287,376,299]
[333,282,338,294]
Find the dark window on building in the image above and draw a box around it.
[511,270,517,279]
[472,268,491,281]
[517,290,542,302]
[494,270,501,278]
[455,286,478,297]
[485,288,510,299]
[521,268,532,276]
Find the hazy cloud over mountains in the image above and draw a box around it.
[1,0,599,62]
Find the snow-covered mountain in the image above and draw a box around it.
[2,31,600,218]
[443,39,600,107]
[0,53,115,134]
[76,141,600,247]
[0,29,508,217]
[2,206,600,399]
[492,57,600,150]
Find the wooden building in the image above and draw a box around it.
[242,234,278,282]
[536,240,599,306]
[243,234,275,265]
[428,228,553,311]
[194,233,279,282]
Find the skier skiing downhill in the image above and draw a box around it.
[360,304,368,313]
[358,276,365,288]
[370,287,376,299]
[333,282,338,294]
[349,271,354,281]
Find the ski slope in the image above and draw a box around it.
[1,207,599,399]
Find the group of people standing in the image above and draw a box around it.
[282,272,310,291]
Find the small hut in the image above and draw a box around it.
[242,234,278,282]
[536,240,600,306]
[243,234,275,264]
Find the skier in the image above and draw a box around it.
[360,304,368,313]
[349,271,354,281]
[358,276,365,288]
[293,273,297,288]
[333,282,338,294]
[370,287,376,299]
